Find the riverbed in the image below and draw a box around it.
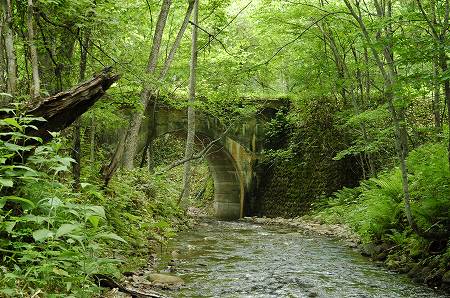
[156,220,447,298]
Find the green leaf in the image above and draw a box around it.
[3,118,22,131]
[4,221,16,233]
[3,142,33,152]
[68,234,85,248]
[22,214,49,224]
[0,196,35,210]
[80,182,92,189]
[33,229,54,242]
[87,206,106,218]
[41,197,63,208]
[0,178,13,187]
[56,223,81,238]
[51,165,69,174]
[53,267,70,277]
[96,232,127,243]
[87,215,100,228]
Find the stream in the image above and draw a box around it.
[156,220,447,298]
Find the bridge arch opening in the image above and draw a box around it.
[149,127,243,220]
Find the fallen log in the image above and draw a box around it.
[1,66,119,144]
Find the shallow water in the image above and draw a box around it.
[157,220,448,298]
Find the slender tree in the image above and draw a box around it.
[415,0,450,168]
[180,0,199,206]
[27,0,40,99]
[72,30,90,190]
[122,0,172,169]
[1,0,17,96]
[343,0,416,231]
[0,6,6,96]
[140,0,196,169]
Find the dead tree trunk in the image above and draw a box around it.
[1,67,119,144]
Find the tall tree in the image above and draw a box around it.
[415,0,450,167]
[140,0,196,170]
[343,0,416,231]
[122,0,172,170]
[0,5,6,96]
[72,30,91,190]
[180,0,199,206]
[27,0,40,99]
[1,0,17,97]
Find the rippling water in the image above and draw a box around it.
[157,220,447,298]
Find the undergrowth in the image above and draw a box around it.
[0,110,186,296]
[310,142,450,264]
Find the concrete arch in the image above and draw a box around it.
[151,107,244,219]
[204,143,242,219]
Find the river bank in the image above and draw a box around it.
[240,216,360,248]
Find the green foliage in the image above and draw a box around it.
[0,110,188,296]
[312,142,450,255]
[408,144,450,234]
[106,168,184,251]
[0,112,122,296]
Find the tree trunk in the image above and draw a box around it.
[0,8,7,99]
[143,0,195,169]
[159,0,195,79]
[55,26,77,93]
[102,131,126,187]
[72,121,81,190]
[140,99,157,169]
[440,1,450,170]
[122,0,172,170]
[441,53,450,170]
[432,60,442,129]
[180,0,199,206]
[343,0,416,231]
[0,67,119,146]
[72,31,90,190]
[122,0,195,170]
[431,0,442,130]
[321,23,375,178]
[27,0,40,99]
[16,67,119,143]
[415,0,449,168]
[90,114,95,163]
[2,0,17,97]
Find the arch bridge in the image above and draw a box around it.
[144,100,286,220]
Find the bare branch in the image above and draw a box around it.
[157,126,232,174]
